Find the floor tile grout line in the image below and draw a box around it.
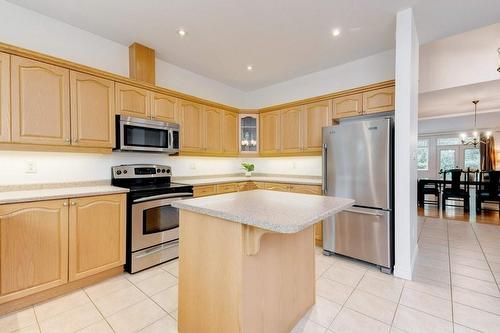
[446,219,456,333]
[32,288,94,325]
[32,306,42,333]
[82,287,118,333]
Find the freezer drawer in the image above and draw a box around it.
[323,207,392,268]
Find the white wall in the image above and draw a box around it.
[244,50,395,109]
[394,8,419,280]
[0,0,246,107]
[420,23,500,94]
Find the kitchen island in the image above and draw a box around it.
[172,190,353,333]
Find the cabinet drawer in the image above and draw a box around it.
[216,183,238,194]
[265,183,290,192]
[193,185,217,197]
[237,182,257,191]
[289,184,322,195]
[254,182,267,189]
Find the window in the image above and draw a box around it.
[464,148,480,170]
[437,137,461,146]
[417,140,429,171]
[439,149,457,172]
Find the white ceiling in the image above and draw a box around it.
[419,79,500,119]
[6,0,500,91]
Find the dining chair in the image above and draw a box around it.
[476,170,500,212]
[418,181,440,208]
[442,169,470,212]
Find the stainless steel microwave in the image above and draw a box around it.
[114,115,180,153]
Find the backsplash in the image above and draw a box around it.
[0,151,321,185]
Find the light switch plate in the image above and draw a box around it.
[25,161,37,174]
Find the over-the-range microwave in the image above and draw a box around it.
[114,115,180,154]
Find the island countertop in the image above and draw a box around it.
[172,189,354,233]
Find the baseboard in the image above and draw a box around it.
[393,243,419,280]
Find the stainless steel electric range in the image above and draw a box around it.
[111,164,193,273]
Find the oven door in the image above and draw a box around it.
[120,117,170,153]
[131,192,192,251]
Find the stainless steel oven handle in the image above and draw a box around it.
[343,208,384,217]
[135,240,179,259]
[169,130,173,149]
[133,192,193,203]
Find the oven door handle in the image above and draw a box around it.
[133,192,193,203]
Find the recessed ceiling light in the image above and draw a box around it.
[247,65,253,71]
[332,28,341,37]
[177,28,186,37]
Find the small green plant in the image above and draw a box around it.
[241,163,255,172]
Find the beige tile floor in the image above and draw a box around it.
[2,216,500,333]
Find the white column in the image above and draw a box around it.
[394,8,419,280]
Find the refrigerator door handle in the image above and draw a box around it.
[322,143,328,194]
[343,208,385,217]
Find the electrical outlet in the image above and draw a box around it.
[25,161,37,174]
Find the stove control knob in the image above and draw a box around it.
[116,170,122,175]
[157,169,161,173]
[166,169,171,174]
[123,170,127,174]
[162,169,166,173]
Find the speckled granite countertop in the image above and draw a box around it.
[174,174,322,186]
[172,190,354,233]
[0,182,129,205]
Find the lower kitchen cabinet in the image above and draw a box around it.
[69,194,125,281]
[0,193,126,306]
[0,199,69,303]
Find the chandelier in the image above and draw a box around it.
[459,100,491,147]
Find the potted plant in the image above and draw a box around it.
[241,162,255,177]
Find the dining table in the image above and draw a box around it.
[417,178,487,207]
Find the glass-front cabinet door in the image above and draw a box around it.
[239,114,259,154]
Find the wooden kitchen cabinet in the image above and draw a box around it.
[179,100,204,152]
[363,87,395,114]
[0,53,9,143]
[70,71,115,148]
[151,92,177,123]
[280,106,303,153]
[289,184,324,245]
[237,182,257,191]
[303,100,331,151]
[222,111,238,155]
[260,110,281,155]
[204,107,223,153]
[216,183,238,194]
[115,82,150,118]
[265,182,290,192]
[332,93,363,118]
[11,56,71,146]
[68,194,125,281]
[193,185,217,197]
[0,199,69,303]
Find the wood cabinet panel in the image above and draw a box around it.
[216,183,238,194]
[11,56,71,146]
[193,185,217,197]
[363,87,395,114]
[332,94,363,118]
[70,71,115,148]
[222,111,238,155]
[289,184,322,195]
[69,194,125,281]
[265,183,290,192]
[0,199,68,303]
[115,83,150,118]
[260,111,281,155]
[0,53,9,142]
[204,107,223,153]
[280,107,303,153]
[304,101,331,151]
[152,92,177,123]
[237,182,257,191]
[180,100,204,152]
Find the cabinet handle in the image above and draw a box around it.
[63,202,68,207]
[65,138,71,143]
[70,201,76,206]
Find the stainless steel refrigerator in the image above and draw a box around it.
[322,116,393,273]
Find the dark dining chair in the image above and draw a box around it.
[476,170,500,212]
[418,181,440,207]
[442,169,470,212]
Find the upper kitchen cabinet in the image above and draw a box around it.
[115,82,150,118]
[70,71,115,148]
[179,100,204,152]
[239,114,258,154]
[363,87,395,114]
[151,92,177,123]
[222,111,238,155]
[303,100,331,151]
[0,199,68,303]
[332,93,363,118]
[11,56,71,146]
[281,106,304,153]
[203,107,223,153]
[260,110,281,155]
[0,53,9,143]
